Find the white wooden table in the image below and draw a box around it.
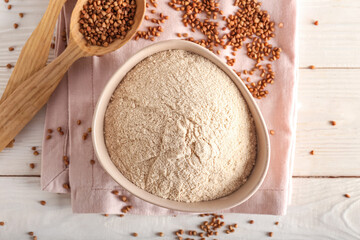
[0,0,359,239]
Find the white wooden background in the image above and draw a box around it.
[0,0,360,239]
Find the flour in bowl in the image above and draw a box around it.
[104,50,257,202]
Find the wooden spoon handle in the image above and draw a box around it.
[0,0,67,103]
[0,41,87,152]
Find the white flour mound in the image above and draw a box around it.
[104,50,257,203]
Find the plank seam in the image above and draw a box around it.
[293,176,360,178]
[298,67,360,70]
[0,175,41,177]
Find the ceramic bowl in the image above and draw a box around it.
[92,40,270,213]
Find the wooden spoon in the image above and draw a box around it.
[2,0,67,148]
[0,0,145,152]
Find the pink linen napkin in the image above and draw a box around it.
[41,0,297,215]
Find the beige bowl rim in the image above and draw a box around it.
[92,39,270,213]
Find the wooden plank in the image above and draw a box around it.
[293,69,360,176]
[0,69,44,175]
[0,0,360,68]
[298,0,360,68]
[0,177,358,239]
[0,111,44,175]
[0,0,56,68]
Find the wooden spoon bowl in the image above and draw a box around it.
[0,0,145,152]
[70,0,145,56]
